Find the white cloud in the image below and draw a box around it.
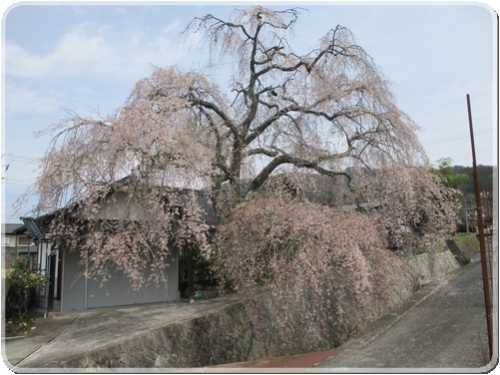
[115,8,129,16]
[71,86,94,97]
[5,83,64,114]
[5,23,204,82]
[162,19,181,34]
[70,6,93,17]
[57,31,113,63]
[6,30,114,78]
[5,43,47,77]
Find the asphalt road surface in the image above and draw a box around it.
[315,261,494,371]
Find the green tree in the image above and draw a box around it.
[452,164,494,195]
[6,256,49,319]
[432,158,469,191]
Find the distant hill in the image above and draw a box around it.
[453,165,495,195]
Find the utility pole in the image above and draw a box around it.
[466,94,493,361]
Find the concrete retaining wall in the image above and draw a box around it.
[406,250,461,286]
[54,303,255,368]
[35,247,467,369]
[446,235,480,265]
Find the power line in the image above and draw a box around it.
[422,129,492,146]
[422,115,491,130]
[1,155,40,170]
[1,177,32,186]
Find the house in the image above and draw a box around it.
[2,223,37,267]
[19,186,215,314]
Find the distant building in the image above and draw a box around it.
[2,223,37,266]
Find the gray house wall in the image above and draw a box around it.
[26,186,212,313]
[97,191,148,221]
[61,248,86,311]
[61,248,179,312]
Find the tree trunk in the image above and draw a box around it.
[187,245,195,302]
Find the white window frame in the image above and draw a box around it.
[18,235,31,246]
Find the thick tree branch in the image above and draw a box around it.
[245,153,353,195]
[188,96,239,138]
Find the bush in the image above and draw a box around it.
[5,256,49,319]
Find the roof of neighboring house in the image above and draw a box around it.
[2,245,37,253]
[2,223,26,234]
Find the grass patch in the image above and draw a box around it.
[406,252,428,260]
[451,233,476,242]
[450,233,479,251]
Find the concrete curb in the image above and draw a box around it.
[3,335,28,341]
[206,348,344,369]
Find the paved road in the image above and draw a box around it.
[314,261,494,371]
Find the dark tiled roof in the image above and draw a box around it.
[2,223,25,234]
[3,245,37,254]
[20,217,47,241]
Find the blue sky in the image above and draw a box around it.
[1,2,497,222]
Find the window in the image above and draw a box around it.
[2,236,11,245]
[18,236,31,245]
